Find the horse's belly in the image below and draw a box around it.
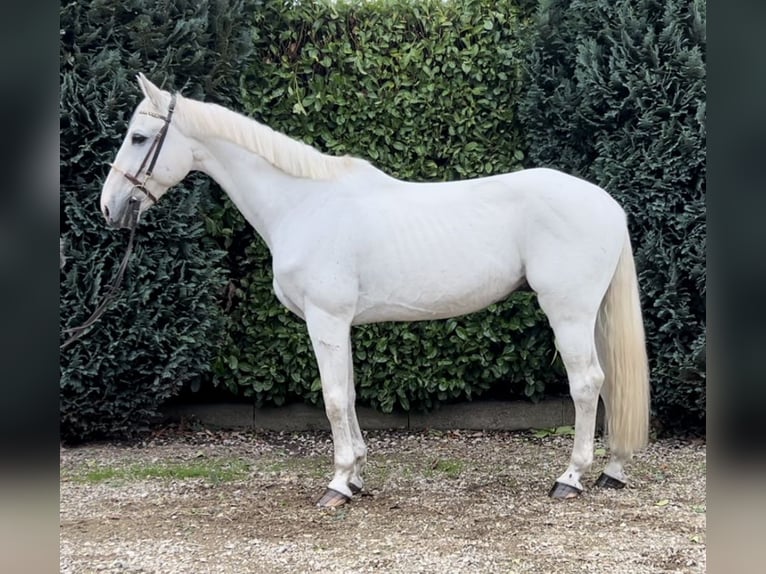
[352,259,525,325]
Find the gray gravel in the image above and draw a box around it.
[60,428,706,573]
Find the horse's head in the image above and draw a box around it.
[100,74,194,228]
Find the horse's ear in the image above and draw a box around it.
[136,73,168,108]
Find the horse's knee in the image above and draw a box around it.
[322,385,348,419]
[569,373,603,407]
[324,401,344,422]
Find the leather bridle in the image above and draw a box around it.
[110,92,177,205]
[60,94,177,351]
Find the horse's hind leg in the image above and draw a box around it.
[594,381,630,488]
[538,300,604,499]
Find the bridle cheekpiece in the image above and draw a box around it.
[110,92,177,205]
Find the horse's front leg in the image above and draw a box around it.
[304,303,364,508]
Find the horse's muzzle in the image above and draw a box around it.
[106,197,141,230]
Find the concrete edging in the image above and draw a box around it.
[163,399,604,432]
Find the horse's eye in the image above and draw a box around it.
[131,133,148,145]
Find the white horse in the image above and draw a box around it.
[100,74,650,507]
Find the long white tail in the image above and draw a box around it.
[596,231,650,458]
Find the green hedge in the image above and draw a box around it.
[518,0,706,432]
[242,0,532,180]
[206,0,565,411]
[59,0,256,440]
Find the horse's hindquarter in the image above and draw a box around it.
[518,169,627,301]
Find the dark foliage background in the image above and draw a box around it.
[518,0,706,432]
[59,0,255,440]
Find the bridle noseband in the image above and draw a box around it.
[110,93,177,205]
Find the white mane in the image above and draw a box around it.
[172,94,364,180]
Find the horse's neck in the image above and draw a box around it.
[192,138,312,249]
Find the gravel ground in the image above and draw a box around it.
[60,427,706,573]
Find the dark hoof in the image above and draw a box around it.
[548,481,583,499]
[348,482,362,495]
[595,472,626,489]
[316,488,351,508]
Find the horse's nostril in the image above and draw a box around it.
[104,205,110,219]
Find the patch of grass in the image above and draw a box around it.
[72,459,251,485]
[81,467,119,483]
[261,460,289,474]
[427,458,464,479]
[255,455,328,479]
[366,459,417,484]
